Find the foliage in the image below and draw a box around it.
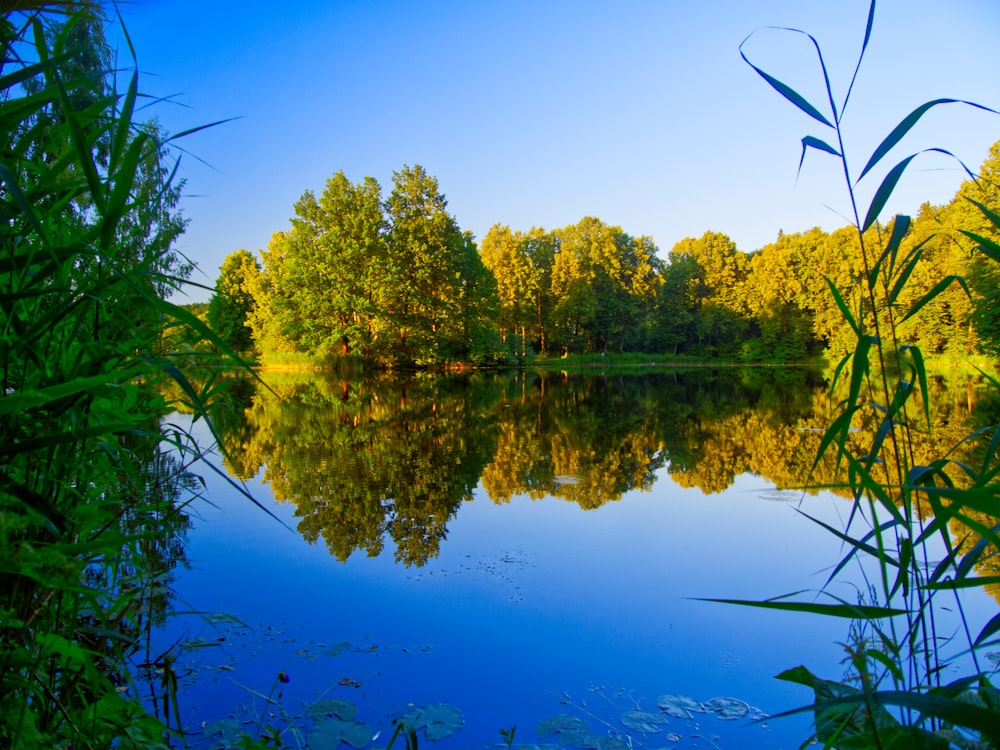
[730,2,1000,746]
[208,248,260,354]
[230,144,1000,367]
[244,166,504,368]
[0,4,237,746]
[202,367,1000,572]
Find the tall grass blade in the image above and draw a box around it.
[739,31,833,127]
[859,99,999,181]
[840,0,875,114]
[900,275,969,324]
[697,596,910,620]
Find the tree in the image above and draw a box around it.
[283,171,386,358]
[480,224,538,356]
[666,231,750,357]
[651,251,699,354]
[384,164,485,364]
[947,139,1000,356]
[208,249,260,353]
[244,231,300,357]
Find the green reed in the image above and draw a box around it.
[0,4,244,747]
[722,1,1000,746]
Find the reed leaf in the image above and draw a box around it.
[900,274,970,324]
[698,595,910,620]
[739,29,833,128]
[859,99,999,181]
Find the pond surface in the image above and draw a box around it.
[152,368,1000,749]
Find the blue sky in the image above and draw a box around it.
[114,1,1000,301]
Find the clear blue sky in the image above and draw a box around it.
[114,1,1000,302]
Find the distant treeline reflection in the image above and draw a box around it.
[214,368,998,569]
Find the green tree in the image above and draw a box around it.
[651,251,698,354]
[946,139,1000,356]
[244,230,301,357]
[523,227,558,353]
[743,229,822,361]
[383,164,487,364]
[208,249,260,353]
[480,223,538,356]
[666,231,750,357]
[283,172,386,358]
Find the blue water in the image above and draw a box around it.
[150,413,996,749]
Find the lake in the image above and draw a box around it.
[147,367,1000,749]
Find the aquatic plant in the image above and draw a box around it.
[0,3,246,746]
[728,1,1000,746]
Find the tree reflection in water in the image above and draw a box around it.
[215,367,999,599]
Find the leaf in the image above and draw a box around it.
[620,710,666,733]
[863,154,917,231]
[798,136,841,181]
[535,714,588,745]
[202,719,239,740]
[400,705,464,742]
[839,0,875,113]
[824,277,860,337]
[901,275,970,324]
[862,147,959,231]
[307,699,358,721]
[959,229,1000,264]
[656,694,705,718]
[974,612,1000,648]
[0,367,145,417]
[739,31,834,127]
[859,99,998,181]
[578,737,630,750]
[697,595,909,619]
[311,717,373,749]
[703,697,750,720]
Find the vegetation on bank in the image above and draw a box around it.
[208,144,1000,370]
[0,3,239,746]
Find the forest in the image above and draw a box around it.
[206,147,1000,368]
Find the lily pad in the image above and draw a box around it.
[311,717,373,749]
[203,718,239,743]
[703,697,749,720]
[308,699,359,720]
[656,694,705,718]
[399,704,464,742]
[578,736,630,750]
[535,714,589,745]
[620,710,667,733]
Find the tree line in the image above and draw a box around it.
[208,148,1000,367]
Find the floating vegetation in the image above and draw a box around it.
[538,687,769,750]
[307,699,359,720]
[398,704,465,742]
[535,714,589,745]
[311,716,374,749]
[619,710,669,733]
[701,697,750,721]
[655,695,706,719]
[577,736,629,750]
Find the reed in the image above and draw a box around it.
[723,2,1000,746]
[0,5,243,746]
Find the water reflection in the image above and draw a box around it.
[216,367,999,580]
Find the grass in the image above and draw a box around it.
[0,5,248,746]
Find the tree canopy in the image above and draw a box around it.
[229,141,1000,367]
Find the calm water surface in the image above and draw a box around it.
[153,369,1000,749]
